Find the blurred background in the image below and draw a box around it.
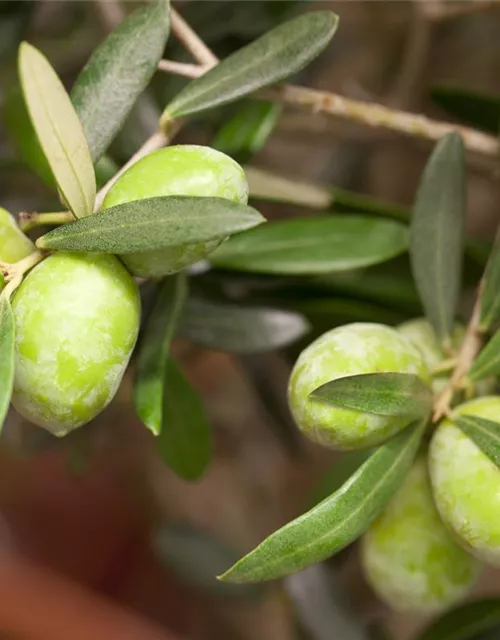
[1,1,500,639]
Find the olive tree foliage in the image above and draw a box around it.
[3,2,500,637]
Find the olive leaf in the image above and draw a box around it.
[409,132,466,347]
[454,414,500,469]
[71,0,170,162]
[134,274,187,435]
[415,598,500,640]
[210,216,408,275]
[0,297,15,432]
[36,196,265,254]
[162,11,338,121]
[180,297,310,353]
[468,328,500,381]
[430,84,500,135]
[219,420,424,583]
[478,234,500,332]
[18,42,96,218]
[310,373,433,420]
[157,357,212,480]
[245,166,332,209]
[331,186,409,223]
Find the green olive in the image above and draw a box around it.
[11,252,140,436]
[101,145,249,278]
[0,207,35,289]
[287,322,429,450]
[362,453,480,614]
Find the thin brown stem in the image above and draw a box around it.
[170,8,218,67]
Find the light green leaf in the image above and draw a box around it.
[409,132,466,347]
[180,297,310,353]
[18,42,96,218]
[36,196,265,254]
[71,0,170,162]
[0,297,15,431]
[454,414,500,469]
[157,357,212,480]
[415,598,500,640]
[219,421,424,583]
[162,11,338,121]
[310,373,433,420]
[134,274,187,435]
[478,235,500,332]
[469,328,500,381]
[210,215,408,275]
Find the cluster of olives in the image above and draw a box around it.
[288,320,500,614]
[1,145,248,436]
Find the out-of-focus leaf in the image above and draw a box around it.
[0,1,34,62]
[37,197,265,253]
[0,297,15,432]
[180,297,309,353]
[94,155,119,190]
[469,328,500,381]
[430,84,500,134]
[479,235,500,332]
[409,132,466,347]
[310,373,432,420]
[415,598,500,640]
[245,166,332,208]
[219,421,424,583]
[211,215,408,275]
[308,450,373,508]
[18,42,96,218]
[71,0,170,162]
[331,186,409,222]
[162,11,338,120]
[454,415,500,469]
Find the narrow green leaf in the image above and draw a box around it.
[36,196,265,254]
[454,414,500,469]
[210,215,408,275]
[479,234,500,331]
[180,297,310,353]
[162,11,338,120]
[0,297,15,431]
[431,84,500,135]
[331,186,409,223]
[157,357,212,480]
[71,0,170,162]
[469,328,500,381]
[409,132,466,346]
[134,274,187,435]
[212,100,281,163]
[219,421,424,583]
[310,373,433,420]
[18,42,96,218]
[415,598,500,640]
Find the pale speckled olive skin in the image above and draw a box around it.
[287,323,429,450]
[11,252,140,436]
[0,208,35,290]
[101,145,249,278]
[429,396,500,565]
[362,454,480,614]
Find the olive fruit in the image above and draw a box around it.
[11,252,140,436]
[429,396,500,565]
[287,322,429,450]
[101,145,249,278]
[0,207,35,289]
[362,454,480,614]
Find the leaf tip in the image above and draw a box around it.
[35,236,48,250]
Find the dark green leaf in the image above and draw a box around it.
[478,234,500,331]
[211,215,408,275]
[219,420,424,583]
[0,297,15,431]
[18,42,96,218]
[430,84,500,135]
[157,357,212,480]
[180,297,310,353]
[134,274,187,435]
[153,524,263,599]
[308,450,373,508]
[469,328,500,382]
[162,11,338,120]
[454,414,500,469]
[71,0,170,162]
[415,598,500,640]
[409,132,466,346]
[212,100,281,163]
[94,155,120,190]
[36,196,265,254]
[331,186,409,223]
[310,373,433,420]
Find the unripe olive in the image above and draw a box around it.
[429,396,500,566]
[362,454,480,614]
[287,322,429,450]
[101,145,249,278]
[11,252,140,436]
[0,207,35,289]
